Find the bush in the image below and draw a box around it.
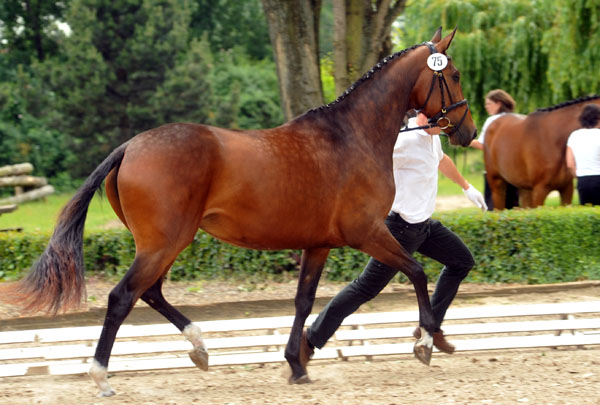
[1,206,599,284]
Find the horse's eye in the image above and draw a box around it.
[452,73,460,83]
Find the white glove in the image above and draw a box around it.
[463,184,487,211]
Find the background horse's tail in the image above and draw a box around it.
[4,143,129,314]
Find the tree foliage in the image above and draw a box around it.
[543,0,600,102]
[401,0,600,122]
[402,0,554,121]
[0,0,69,64]
[33,0,196,176]
[2,0,599,185]
[0,68,75,187]
[190,0,271,60]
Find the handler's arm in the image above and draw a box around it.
[439,154,469,190]
[469,139,484,150]
[565,146,577,177]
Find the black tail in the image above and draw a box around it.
[5,143,128,314]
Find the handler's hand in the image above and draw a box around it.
[463,184,487,211]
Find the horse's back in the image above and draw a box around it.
[110,121,390,251]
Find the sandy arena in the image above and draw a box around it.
[1,279,599,404]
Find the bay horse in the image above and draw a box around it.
[484,95,600,209]
[3,28,476,396]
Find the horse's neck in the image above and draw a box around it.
[296,54,421,158]
[545,106,590,140]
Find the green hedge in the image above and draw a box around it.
[1,206,599,284]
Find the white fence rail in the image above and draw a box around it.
[1,301,599,378]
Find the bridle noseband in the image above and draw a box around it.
[401,42,469,135]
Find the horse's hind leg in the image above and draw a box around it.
[141,276,208,370]
[89,251,180,397]
[559,181,574,206]
[286,248,330,384]
[357,226,435,365]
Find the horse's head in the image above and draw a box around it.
[410,28,477,146]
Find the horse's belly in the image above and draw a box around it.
[200,209,342,250]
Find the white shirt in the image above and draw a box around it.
[477,113,505,144]
[391,117,444,223]
[567,128,600,176]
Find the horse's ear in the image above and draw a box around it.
[430,27,442,43]
[436,27,458,53]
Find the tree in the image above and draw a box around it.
[151,38,213,125]
[0,68,75,184]
[260,0,324,121]
[543,0,600,102]
[261,0,406,121]
[37,0,196,176]
[400,0,559,121]
[331,0,407,96]
[190,0,271,60]
[0,0,69,64]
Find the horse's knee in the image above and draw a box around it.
[403,260,427,285]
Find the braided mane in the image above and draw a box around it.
[308,44,423,114]
[534,94,600,113]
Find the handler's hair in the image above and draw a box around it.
[578,104,600,128]
[485,89,516,113]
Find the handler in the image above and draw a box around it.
[299,111,487,368]
[566,104,600,205]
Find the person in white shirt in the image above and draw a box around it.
[566,104,600,205]
[298,112,487,368]
[470,89,518,209]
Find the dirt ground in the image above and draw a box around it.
[1,279,599,404]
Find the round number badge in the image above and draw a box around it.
[427,53,448,71]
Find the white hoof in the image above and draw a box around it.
[89,359,115,397]
[97,388,116,398]
[184,323,209,370]
[413,327,434,366]
[189,346,209,371]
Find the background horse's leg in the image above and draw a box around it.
[518,189,532,207]
[531,184,551,207]
[286,247,330,384]
[489,176,507,210]
[141,275,208,371]
[357,226,435,364]
[89,251,178,397]
[559,181,574,206]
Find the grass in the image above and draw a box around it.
[0,193,120,234]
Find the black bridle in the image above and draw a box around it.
[401,42,469,135]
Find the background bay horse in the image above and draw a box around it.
[484,95,600,209]
[3,28,476,396]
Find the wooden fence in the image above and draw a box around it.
[1,300,599,378]
[0,163,54,206]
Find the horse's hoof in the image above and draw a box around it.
[413,344,432,366]
[97,388,116,397]
[189,347,209,371]
[288,373,312,384]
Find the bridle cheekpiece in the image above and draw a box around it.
[401,42,469,135]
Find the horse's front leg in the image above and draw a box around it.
[358,226,435,365]
[531,184,551,208]
[559,181,574,206]
[286,247,330,384]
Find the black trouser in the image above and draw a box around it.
[577,175,600,205]
[307,213,475,349]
